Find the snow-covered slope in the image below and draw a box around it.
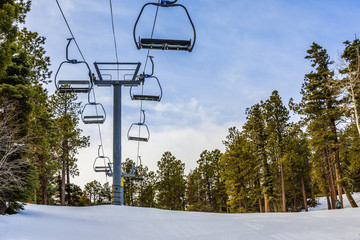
[1,196,360,240]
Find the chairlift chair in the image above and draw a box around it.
[122,162,136,177]
[93,156,113,177]
[127,110,150,142]
[130,57,163,101]
[54,38,93,93]
[127,122,150,142]
[81,102,106,124]
[133,0,196,52]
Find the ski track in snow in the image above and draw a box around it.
[0,193,360,240]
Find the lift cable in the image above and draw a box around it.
[135,0,160,167]
[109,0,119,63]
[55,0,87,62]
[109,0,120,82]
[56,0,108,181]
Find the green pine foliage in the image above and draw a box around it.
[156,152,186,210]
[185,149,227,212]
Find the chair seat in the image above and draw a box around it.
[58,80,91,85]
[94,166,111,172]
[128,136,149,142]
[132,94,160,101]
[139,38,191,51]
[83,115,105,119]
[59,88,90,93]
[83,120,105,124]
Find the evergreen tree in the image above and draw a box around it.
[137,168,156,208]
[338,39,360,136]
[283,124,312,211]
[243,103,273,212]
[156,152,186,210]
[221,127,262,213]
[187,149,227,212]
[264,90,290,212]
[185,168,202,211]
[83,180,103,205]
[50,90,89,206]
[290,42,357,208]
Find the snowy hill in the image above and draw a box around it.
[1,195,360,240]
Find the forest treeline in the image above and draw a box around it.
[1,1,360,214]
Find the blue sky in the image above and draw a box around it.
[25,0,360,187]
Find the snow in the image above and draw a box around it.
[1,195,360,240]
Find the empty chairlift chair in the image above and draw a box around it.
[54,38,93,93]
[93,146,113,176]
[130,56,163,102]
[127,123,150,142]
[127,110,150,142]
[93,155,113,177]
[133,0,196,52]
[81,102,106,124]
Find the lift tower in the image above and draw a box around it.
[94,62,141,205]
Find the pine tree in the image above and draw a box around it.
[283,124,312,211]
[291,42,357,208]
[83,180,103,205]
[186,168,202,211]
[50,91,89,206]
[243,103,273,212]
[338,39,360,136]
[264,90,290,212]
[221,127,262,213]
[137,168,156,208]
[156,151,186,210]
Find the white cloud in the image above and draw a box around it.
[73,98,241,187]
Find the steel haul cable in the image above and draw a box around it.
[135,0,161,167]
[55,0,107,182]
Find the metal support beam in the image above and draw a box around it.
[93,61,142,206]
[113,84,122,205]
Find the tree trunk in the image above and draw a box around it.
[334,162,343,208]
[40,175,47,205]
[66,158,71,205]
[38,154,47,205]
[350,82,360,136]
[60,139,68,206]
[264,194,270,213]
[61,153,66,206]
[61,98,68,206]
[259,197,263,213]
[290,162,297,211]
[301,175,308,212]
[343,187,358,208]
[281,162,286,212]
[0,201,6,215]
[329,117,344,208]
[325,147,336,209]
[273,201,278,212]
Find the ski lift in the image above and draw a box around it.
[81,92,106,124]
[130,56,162,102]
[81,90,106,124]
[93,146,113,176]
[131,157,144,181]
[93,156,112,176]
[127,110,150,142]
[133,0,196,52]
[122,162,136,177]
[81,102,106,124]
[54,38,93,93]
